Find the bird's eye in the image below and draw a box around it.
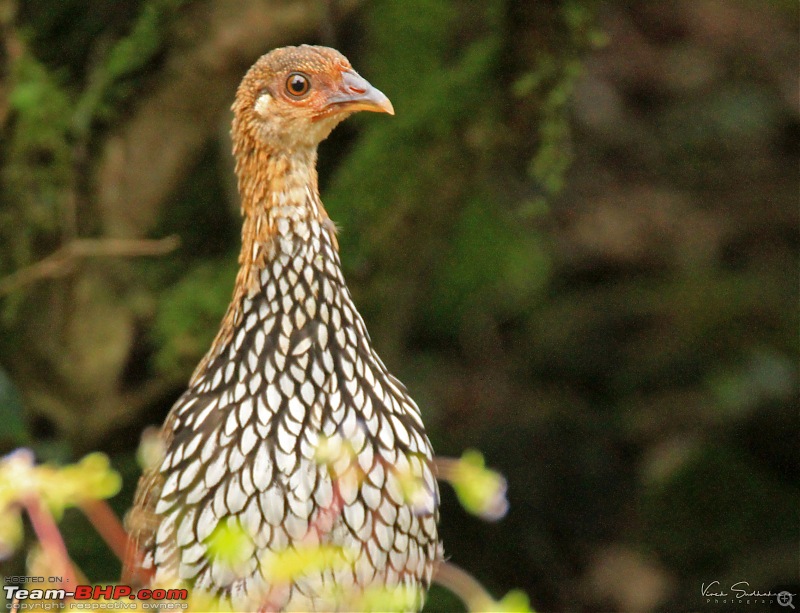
[286,73,311,98]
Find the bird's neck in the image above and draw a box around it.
[234,144,338,292]
[236,146,320,219]
[191,143,341,382]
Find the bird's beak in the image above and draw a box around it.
[325,70,395,116]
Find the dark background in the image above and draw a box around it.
[0,0,797,611]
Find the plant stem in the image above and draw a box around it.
[22,496,77,590]
[433,561,496,612]
[79,499,129,563]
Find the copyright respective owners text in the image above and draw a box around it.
[3,576,188,610]
[701,580,798,611]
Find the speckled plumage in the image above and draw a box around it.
[125,46,440,611]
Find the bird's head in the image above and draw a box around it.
[232,45,394,152]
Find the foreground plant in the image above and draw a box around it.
[0,449,122,588]
[1,447,528,611]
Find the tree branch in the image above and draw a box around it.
[0,236,180,297]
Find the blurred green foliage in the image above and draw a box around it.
[152,256,237,377]
[72,0,191,136]
[322,0,603,357]
[1,51,72,274]
[0,0,189,318]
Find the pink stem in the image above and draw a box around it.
[79,499,129,563]
[433,561,495,612]
[433,456,460,482]
[21,496,77,589]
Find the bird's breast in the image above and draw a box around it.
[145,216,439,609]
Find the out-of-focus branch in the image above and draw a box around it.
[0,236,180,297]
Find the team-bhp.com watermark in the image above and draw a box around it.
[4,580,188,610]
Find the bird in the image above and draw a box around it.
[124,45,441,611]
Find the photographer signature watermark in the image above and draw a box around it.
[702,581,795,608]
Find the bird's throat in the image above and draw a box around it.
[235,145,336,287]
